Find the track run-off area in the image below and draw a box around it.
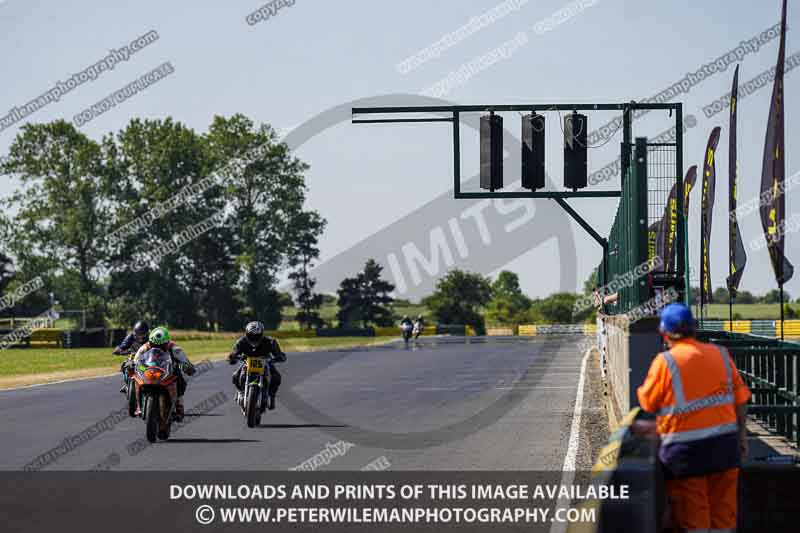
[0,335,608,471]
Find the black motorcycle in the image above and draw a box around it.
[233,355,273,428]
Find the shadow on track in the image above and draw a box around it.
[257,423,349,429]
[164,438,260,443]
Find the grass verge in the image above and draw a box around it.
[0,336,396,389]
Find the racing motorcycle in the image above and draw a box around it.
[131,347,180,442]
[234,354,272,428]
[113,349,138,417]
[412,321,424,339]
[401,322,413,345]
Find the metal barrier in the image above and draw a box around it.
[601,138,649,313]
[582,406,800,532]
[697,329,800,448]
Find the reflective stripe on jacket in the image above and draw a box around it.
[656,346,736,444]
[637,338,751,476]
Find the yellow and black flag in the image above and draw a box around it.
[649,221,664,271]
[656,180,679,272]
[684,165,698,221]
[760,0,794,285]
[657,166,698,274]
[727,65,747,297]
[701,127,721,304]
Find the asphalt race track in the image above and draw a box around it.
[0,336,605,471]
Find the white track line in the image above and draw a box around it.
[549,347,591,533]
[0,372,118,392]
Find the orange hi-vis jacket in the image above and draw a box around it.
[637,338,751,475]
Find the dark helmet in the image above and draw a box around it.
[245,321,265,346]
[133,320,150,341]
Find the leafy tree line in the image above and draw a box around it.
[0,115,325,331]
[705,287,795,305]
[289,260,600,334]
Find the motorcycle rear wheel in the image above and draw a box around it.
[127,383,137,417]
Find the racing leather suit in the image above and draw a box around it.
[112,334,145,389]
[228,336,285,398]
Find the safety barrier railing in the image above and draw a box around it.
[697,330,800,448]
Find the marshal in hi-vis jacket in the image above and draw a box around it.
[637,338,751,477]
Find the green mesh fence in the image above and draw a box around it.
[601,138,649,314]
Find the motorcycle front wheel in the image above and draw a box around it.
[145,393,159,443]
[158,394,172,440]
[246,386,259,428]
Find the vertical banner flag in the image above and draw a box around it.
[660,165,698,274]
[683,165,698,221]
[701,127,721,304]
[727,65,747,297]
[648,221,663,270]
[760,0,794,285]
[658,165,697,280]
[655,183,677,272]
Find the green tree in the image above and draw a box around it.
[205,114,316,329]
[713,287,730,304]
[761,289,789,304]
[107,118,225,329]
[336,259,395,328]
[528,293,580,324]
[288,212,326,330]
[0,121,113,322]
[485,271,531,325]
[0,252,13,297]
[106,293,155,329]
[423,269,491,334]
[0,115,325,331]
[583,266,599,294]
[735,290,756,304]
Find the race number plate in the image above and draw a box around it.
[246,357,265,374]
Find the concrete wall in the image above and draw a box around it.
[598,313,663,413]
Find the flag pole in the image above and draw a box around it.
[729,291,733,329]
[779,282,785,340]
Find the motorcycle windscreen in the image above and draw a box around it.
[138,348,173,382]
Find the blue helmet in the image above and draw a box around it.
[659,303,695,337]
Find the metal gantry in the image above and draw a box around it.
[352,102,686,308]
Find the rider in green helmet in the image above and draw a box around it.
[133,326,195,419]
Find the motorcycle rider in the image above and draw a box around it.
[413,314,425,339]
[133,326,195,419]
[400,315,413,343]
[112,320,149,393]
[228,321,286,411]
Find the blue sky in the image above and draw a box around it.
[0,0,798,300]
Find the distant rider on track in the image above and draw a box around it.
[413,315,425,339]
[112,320,149,393]
[228,321,286,411]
